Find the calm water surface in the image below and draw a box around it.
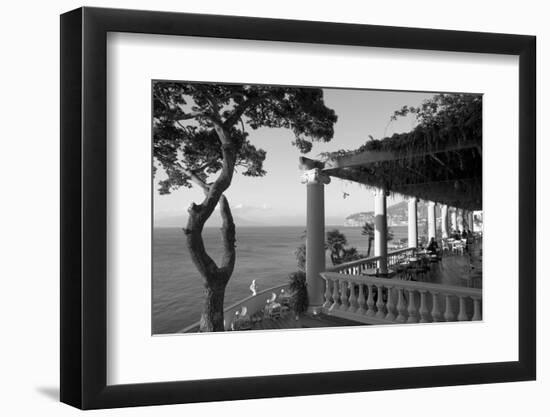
[152,225,407,334]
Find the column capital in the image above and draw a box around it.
[427,201,436,207]
[300,168,331,185]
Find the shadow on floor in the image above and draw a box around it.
[36,386,59,401]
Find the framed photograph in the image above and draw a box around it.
[60,6,536,409]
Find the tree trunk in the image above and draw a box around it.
[185,197,236,332]
[182,124,238,332]
[367,238,372,257]
[199,283,227,332]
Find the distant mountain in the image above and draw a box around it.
[155,209,344,228]
[154,213,265,228]
[345,200,440,227]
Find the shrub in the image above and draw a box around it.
[288,271,308,315]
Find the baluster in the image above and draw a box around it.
[357,284,366,314]
[329,279,340,311]
[406,289,418,323]
[347,282,358,312]
[340,280,349,310]
[366,284,376,316]
[322,279,332,309]
[396,287,407,323]
[418,290,430,323]
[431,291,442,322]
[385,286,396,321]
[471,297,482,320]
[444,294,455,321]
[457,296,468,321]
[376,285,386,318]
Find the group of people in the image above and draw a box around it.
[425,228,474,256]
[450,228,472,240]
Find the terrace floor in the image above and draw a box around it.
[250,311,362,331]
[423,239,482,289]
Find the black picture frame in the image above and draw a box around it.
[60,6,536,410]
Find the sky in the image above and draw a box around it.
[153,88,435,227]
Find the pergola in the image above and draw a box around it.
[299,101,482,311]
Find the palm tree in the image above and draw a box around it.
[341,247,361,263]
[361,222,375,257]
[362,222,394,256]
[326,229,348,265]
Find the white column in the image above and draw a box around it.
[301,168,330,313]
[450,207,458,232]
[427,201,436,241]
[468,211,474,232]
[441,205,449,239]
[374,188,388,274]
[408,197,418,248]
[457,208,464,233]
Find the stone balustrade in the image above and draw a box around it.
[325,255,382,275]
[326,247,417,276]
[320,271,482,324]
[387,247,417,267]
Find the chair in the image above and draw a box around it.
[231,306,252,330]
[264,293,282,319]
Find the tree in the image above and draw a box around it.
[340,247,362,263]
[389,93,481,132]
[153,82,337,332]
[361,222,374,257]
[288,271,308,317]
[326,229,348,265]
[361,222,394,257]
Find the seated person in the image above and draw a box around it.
[427,237,439,254]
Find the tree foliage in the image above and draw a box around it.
[326,229,362,265]
[326,229,348,265]
[288,271,308,316]
[389,93,481,130]
[153,82,337,194]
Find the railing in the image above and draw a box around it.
[320,272,482,325]
[387,247,417,267]
[325,247,417,275]
[326,255,382,275]
[180,283,288,333]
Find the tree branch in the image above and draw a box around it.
[223,96,263,128]
[178,164,210,195]
[185,122,237,229]
[218,194,236,278]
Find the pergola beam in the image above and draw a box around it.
[324,140,479,171]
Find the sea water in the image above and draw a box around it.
[153,225,408,334]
